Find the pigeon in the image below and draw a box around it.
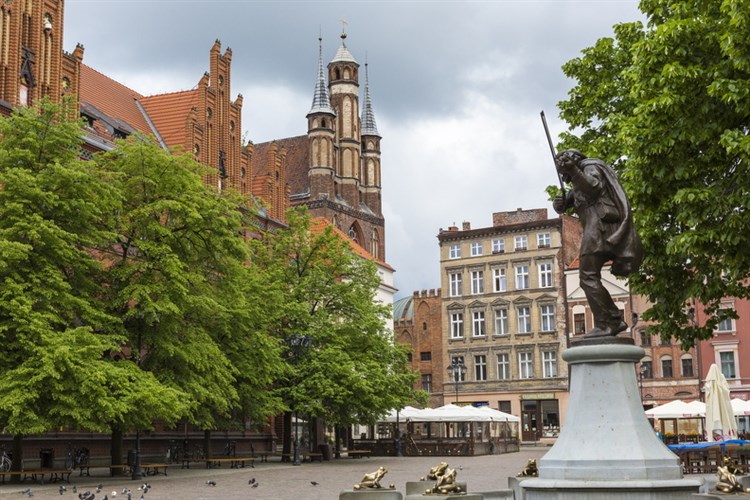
[103,496,108,500]
[206,480,216,486]
[59,485,67,495]
[96,484,103,493]
[248,478,255,485]
[311,481,319,486]
[73,486,77,494]
[121,489,131,495]
[252,482,259,488]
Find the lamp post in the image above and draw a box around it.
[446,357,467,404]
[131,430,142,480]
[289,334,312,466]
[395,409,402,457]
[639,364,648,404]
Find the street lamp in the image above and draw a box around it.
[289,334,312,466]
[446,357,467,404]
[639,364,648,404]
[131,430,142,480]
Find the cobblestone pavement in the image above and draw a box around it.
[0,448,548,500]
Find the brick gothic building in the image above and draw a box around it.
[0,2,386,256]
[394,290,444,408]
[251,34,386,260]
[0,0,391,459]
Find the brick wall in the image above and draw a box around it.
[492,208,548,226]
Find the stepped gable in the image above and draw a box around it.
[252,135,309,195]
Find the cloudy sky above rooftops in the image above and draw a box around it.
[64,0,643,300]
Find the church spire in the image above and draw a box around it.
[309,36,334,115]
[361,61,379,137]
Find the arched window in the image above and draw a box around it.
[371,229,380,259]
[660,355,673,378]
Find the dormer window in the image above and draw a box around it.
[81,112,94,128]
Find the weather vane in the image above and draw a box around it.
[340,17,348,40]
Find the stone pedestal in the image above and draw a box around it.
[339,489,403,500]
[520,342,702,499]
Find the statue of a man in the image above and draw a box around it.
[553,149,642,337]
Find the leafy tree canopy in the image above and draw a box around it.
[0,99,184,434]
[556,0,750,349]
[251,208,424,425]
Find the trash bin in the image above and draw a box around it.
[318,444,332,461]
[127,449,137,467]
[40,448,54,469]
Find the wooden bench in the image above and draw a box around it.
[346,450,372,459]
[0,469,72,484]
[142,463,169,476]
[205,457,255,469]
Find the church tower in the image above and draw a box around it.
[327,30,361,210]
[360,62,383,259]
[0,0,69,110]
[307,37,336,202]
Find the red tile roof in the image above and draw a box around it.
[140,90,200,151]
[79,64,151,135]
[310,217,394,271]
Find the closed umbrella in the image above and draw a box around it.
[705,364,737,441]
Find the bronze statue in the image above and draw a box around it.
[516,458,539,477]
[715,456,748,493]
[421,461,449,481]
[553,149,642,338]
[353,466,391,490]
[425,467,463,495]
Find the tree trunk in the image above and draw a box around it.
[110,427,123,475]
[281,411,292,462]
[11,435,23,483]
[203,430,211,461]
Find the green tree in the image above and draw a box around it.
[0,99,183,466]
[251,208,422,451]
[97,136,283,434]
[556,0,750,348]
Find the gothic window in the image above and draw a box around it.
[371,230,380,260]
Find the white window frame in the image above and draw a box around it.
[514,235,528,251]
[494,308,508,335]
[538,262,553,288]
[472,310,486,337]
[449,244,461,259]
[537,232,551,248]
[450,313,464,339]
[542,351,557,378]
[470,242,483,256]
[449,272,462,297]
[518,351,533,379]
[471,270,484,295]
[474,354,487,381]
[540,304,555,332]
[493,268,507,292]
[515,265,529,290]
[491,238,505,253]
[720,351,737,379]
[517,306,532,333]
[497,353,510,380]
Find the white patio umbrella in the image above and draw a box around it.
[645,400,704,419]
[730,398,750,416]
[705,364,737,441]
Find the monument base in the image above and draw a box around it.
[521,478,702,499]
[519,343,702,499]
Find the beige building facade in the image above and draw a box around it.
[437,208,581,442]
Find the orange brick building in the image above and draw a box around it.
[0,1,386,257]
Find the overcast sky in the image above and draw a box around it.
[64,0,643,300]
